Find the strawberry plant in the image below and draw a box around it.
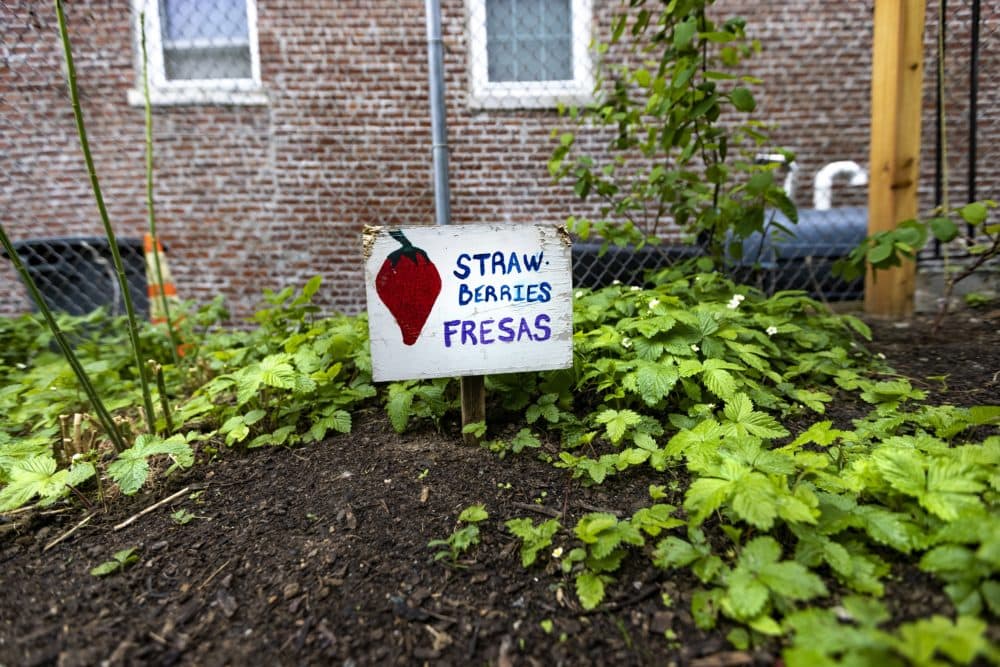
[0,454,94,512]
[106,433,195,495]
[428,503,489,564]
[505,517,561,567]
[0,277,377,512]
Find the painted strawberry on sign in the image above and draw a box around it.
[375,230,442,345]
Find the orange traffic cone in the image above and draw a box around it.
[143,233,178,325]
[143,234,188,355]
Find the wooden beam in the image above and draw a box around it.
[460,375,486,446]
[865,0,927,318]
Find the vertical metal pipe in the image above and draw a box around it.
[934,0,945,211]
[968,0,980,205]
[425,0,451,226]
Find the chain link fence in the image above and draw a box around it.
[0,0,995,320]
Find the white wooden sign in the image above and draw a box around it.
[363,224,574,382]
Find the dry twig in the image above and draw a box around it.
[44,511,96,552]
[113,486,190,531]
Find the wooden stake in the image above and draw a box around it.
[460,376,486,445]
[865,0,927,318]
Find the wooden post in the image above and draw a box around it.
[865,0,927,318]
[461,376,486,445]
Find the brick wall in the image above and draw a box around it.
[1,1,996,320]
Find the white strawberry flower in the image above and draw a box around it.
[726,294,746,309]
[766,326,778,336]
[648,298,660,309]
[551,547,564,559]
[691,343,700,352]
[622,337,633,349]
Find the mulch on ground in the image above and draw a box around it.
[1,309,998,666]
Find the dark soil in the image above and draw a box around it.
[1,310,998,667]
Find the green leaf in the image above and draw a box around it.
[506,517,559,567]
[730,473,779,529]
[730,87,756,112]
[785,420,845,450]
[576,571,606,610]
[929,216,959,242]
[108,435,194,495]
[857,505,918,552]
[90,547,139,577]
[873,448,925,497]
[386,384,413,433]
[458,503,488,523]
[867,241,894,265]
[0,455,68,511]
[741,536,781,568]
[449,524,480,551]
[722,393,789,439]
[727,569,769,620]
[759,560,828,601]
[965,405,1000,427]
[922,459,984,521]
[106,456,149,496]
[328,410,352,434]
[631,361,679,406]
[691,588,721,630]
[461,420,487,438]
[595,409,642,444]
[575,512,620,543]
[630,504,683,536]
[258,354,297,389]
[243,409,266,426]
[959,202,988,225]
[652,536,702,570]
[685,477,733,525]
[673,18,697,49]
[702,361,738,400]
[919,544,975,574]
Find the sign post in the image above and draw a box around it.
[364,224,574,441]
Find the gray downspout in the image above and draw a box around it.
[425,0,451,226]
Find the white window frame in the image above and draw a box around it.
[466,0,593,110]
[128,0,266,106]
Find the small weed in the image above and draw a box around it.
[90,547,140,577]
[171,509,196,525]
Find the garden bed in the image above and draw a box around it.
[1,309,997,666]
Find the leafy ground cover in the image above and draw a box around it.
[0,277,997,666]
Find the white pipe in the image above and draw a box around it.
[813,161,868,210]
[783,162,799,201]
[754,153,799,201]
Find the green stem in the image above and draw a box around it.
[0,223,128,453]
[150,361,175,434]
[55,0,156,433]
[140,12,181,368]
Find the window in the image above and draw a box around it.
[129,0,265,106]
[467,0,593,109]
